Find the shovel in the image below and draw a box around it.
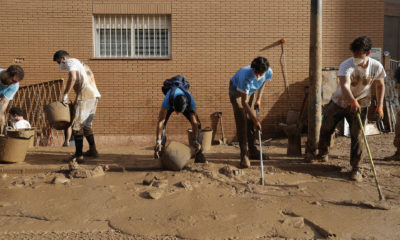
[356,111,385,201]
[255,105,264,186]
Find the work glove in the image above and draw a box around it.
[62,94,69,105]
[154,142,163,159]
[349,99,361,113]
[193,140,202,154]
[375,105,384,120]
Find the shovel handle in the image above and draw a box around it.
[356,112,385,200]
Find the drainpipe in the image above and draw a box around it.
[307,0,322,158]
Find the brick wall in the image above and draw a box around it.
[0,0,384,145]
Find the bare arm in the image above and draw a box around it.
[63,71,77,95]
[0,97,10,115]
[189,111,200,142]
[156,107,167,142]
[256,81,266,105]
[240,92,259,127]
[339,76,356,102]
[375,78,385,106]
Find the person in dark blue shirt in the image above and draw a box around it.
[154,86,202,160]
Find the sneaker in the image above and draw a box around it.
[240,155,251,169]
[83,149,99,158]
[350,168,363,182]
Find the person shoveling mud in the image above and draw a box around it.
[229,57,272,168]
[307,36,386,182]
[154,75,206,164]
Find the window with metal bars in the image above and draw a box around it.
[93,15,171,59]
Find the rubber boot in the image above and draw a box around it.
[84,134,99,158]
[73,135,84,163]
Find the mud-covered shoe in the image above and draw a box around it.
[383,152,400,161]
[194,152,207,163]
[83,148,99,158]
[64,155,84,164]
[315,154,329,162]
[240,155,251,169]
[248,150,269,160]
[350,168,363,182]
[304,154,328,163]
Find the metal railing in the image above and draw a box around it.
[390,59,399,71]
[8,79,64,146]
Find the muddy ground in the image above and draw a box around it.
[0,133,399,240]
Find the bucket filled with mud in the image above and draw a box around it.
[44,102,71,130]
[187,127,213,152]
[6,128,35,148]
[161,141,194,171]
[0,135,30,163]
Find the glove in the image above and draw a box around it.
[252,116,262,131]
[193,140,202,154]
[375,105,384,120]
[349,99,360,113]
[62,94,69,104]
[154,141,163,159]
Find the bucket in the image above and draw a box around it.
[44,102,71,130]
[0,135,30,163]
[161,141,194,171]
[187,127,213,152]
[6,128,35,148]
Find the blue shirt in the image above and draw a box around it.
[0,68,19,100]
[230,66,273,96]
[162,88,196,111]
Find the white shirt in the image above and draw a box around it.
[64,58,101,101]
[331,57,386,108]
[13,119,31,129]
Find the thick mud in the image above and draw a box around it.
[0,134,399,239]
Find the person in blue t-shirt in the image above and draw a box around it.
[229,57,273,168]
[154,85,203,160]
[0,65,24,134]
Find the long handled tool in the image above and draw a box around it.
[217,112,226,145]
[356,112,385,200]
[255,106,264,186]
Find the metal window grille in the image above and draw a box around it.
[94,15,171,58]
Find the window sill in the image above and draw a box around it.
[90,57,172,60]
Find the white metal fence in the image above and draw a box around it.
[390,59,399,71]
[93,15,171,59]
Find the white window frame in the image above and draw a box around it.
[93,14,171,59]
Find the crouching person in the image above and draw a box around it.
[53,50,101,163]
[154,75,205,163]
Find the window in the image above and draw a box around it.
[93,15,171,59]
